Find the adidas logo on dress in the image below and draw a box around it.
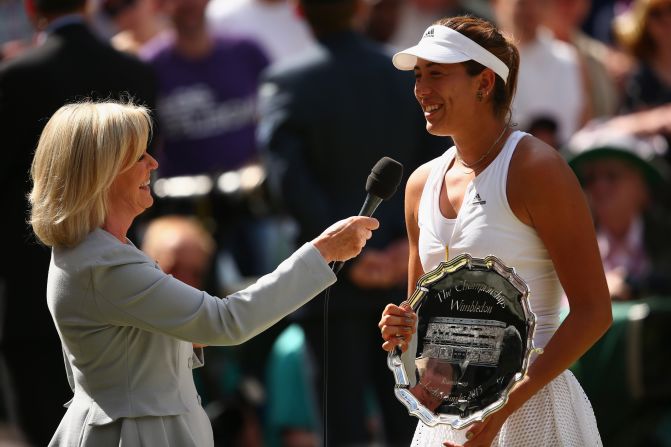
[472,193,487,205]
[424,28,435,38]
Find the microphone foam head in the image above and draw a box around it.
[366,157,404,200]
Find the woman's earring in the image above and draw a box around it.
[476,90,484,102]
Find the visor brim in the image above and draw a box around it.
[392,44,471,71]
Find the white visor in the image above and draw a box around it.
[392,25,509,84]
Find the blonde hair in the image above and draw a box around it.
[614,0,669,62]
[29,100,152,248]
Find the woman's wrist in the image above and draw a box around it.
[311,238,334,263]
[502,375,533,417]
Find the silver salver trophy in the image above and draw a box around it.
[388,254,542,429]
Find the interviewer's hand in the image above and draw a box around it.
[379,303,416,353]
[312,216,379,263]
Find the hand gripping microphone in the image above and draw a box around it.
[332,157,404,274]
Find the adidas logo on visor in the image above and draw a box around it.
[424,27,435,38]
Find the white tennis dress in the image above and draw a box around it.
[412,131,602,446]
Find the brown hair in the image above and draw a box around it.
[434,16,520,120]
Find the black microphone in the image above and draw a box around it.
[332,157,404,274]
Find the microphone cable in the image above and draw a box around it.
[320,157,403,447]
[322,280,332,447]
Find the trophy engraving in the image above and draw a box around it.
[388,254,540,429]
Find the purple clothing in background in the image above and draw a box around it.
[142,34,269,177]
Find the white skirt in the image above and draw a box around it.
[411,370,602,447]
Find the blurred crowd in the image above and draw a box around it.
[1,0,670,445]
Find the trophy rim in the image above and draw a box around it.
[388,253,540,429]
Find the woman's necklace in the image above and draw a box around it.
[456,123,509,171]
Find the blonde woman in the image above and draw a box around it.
[30,100,378,446]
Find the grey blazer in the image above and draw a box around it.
[48,228,335,446]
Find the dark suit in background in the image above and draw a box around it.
[0,18,156,445]
[257,29,443,445]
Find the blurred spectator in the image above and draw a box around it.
[212,394,264,447]
[0,0,35,61]
[566,127,671,300]
[140,0,273,278]
[206,0,317,65]
[141,215,263,447]
[527,115,560,148]
[264,324,320,447]
[544,0,622,117]
[141,215,216,289]
[0,0,156,443]
[140,0,268,181]
[581,0,620,44]
[388,0,485,51]
[597,103,671,138]
[257,0,443,443]
[362,0,403,49]
[614,0,671,113]
[140,1,287,425]
[492,0,588,145]
[101,0,171,54]
[599,101,671,168]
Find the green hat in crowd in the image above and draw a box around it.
[565,127,668,188]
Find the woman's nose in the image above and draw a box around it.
[147,153,159,170]
[415,79,431,99]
